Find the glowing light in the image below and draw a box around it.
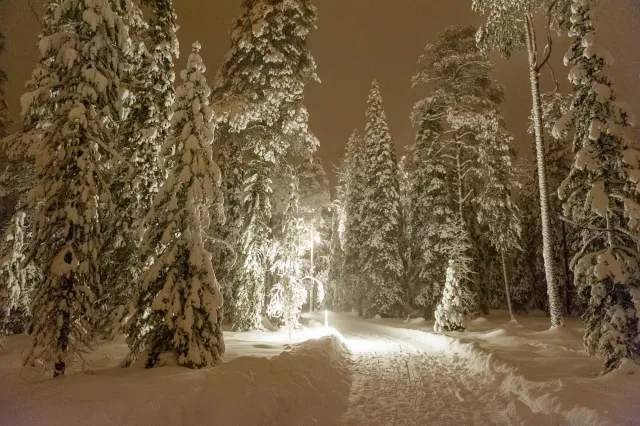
[324,310,328,327]
[344,337,398,354]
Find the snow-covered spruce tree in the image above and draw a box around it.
[212,0,319,158]
[125,42,224,369]
[554,0,639,372]
[341,129,367,314]
[22,0,131,377]
[98,0,164,340]
[407,105,458,318]
[212,0,319,330]
[434,222,477,333]
[472,0,572,327]
[360,81,405,318]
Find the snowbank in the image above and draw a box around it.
[388,312,640,425]
[0,328,352,426]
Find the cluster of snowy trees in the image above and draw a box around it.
[327,0,640,372]
[0,0,637,376]
[211,0,329,332]
[0,0,328,377]
[327,27,519,333]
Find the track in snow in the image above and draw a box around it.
[328,315,514,426]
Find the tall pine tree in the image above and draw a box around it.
[555,0,640,371]
[472,0,572,327]
[360,81,405,317]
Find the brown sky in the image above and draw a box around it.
[1,1,639,183]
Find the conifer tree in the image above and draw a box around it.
[411,26,516,315]
[212,0,319,330]
[98,0,163,339]
[0,3,60,343]
[22,0,131,377]
[140,0,179,149]
[360,82,404,317]
[511,164,546,313]
[407,107,458,317]
[434,223,477,333]
[125,42,224,368]
[341,130,367,314]
[475,129,522,322]
[472,0,572,327]
[555,0,640,371]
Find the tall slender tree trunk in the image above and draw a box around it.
[501,250,516,323]
[524,15,563,328]
[455,146,465,221]
[560,221,572,314]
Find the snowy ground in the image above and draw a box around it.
[1,312,639,425]
[343,311,640,426]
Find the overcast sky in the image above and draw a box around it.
[1,1,639,182]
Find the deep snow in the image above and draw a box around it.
[1,311,639,425]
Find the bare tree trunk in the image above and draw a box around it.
[560,220,572,315]
[455,146,465,221]
[524,15,564,328]
[501,250,516,323]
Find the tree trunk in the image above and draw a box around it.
[501,250,517,323]
[560,220,572,315]
[524,15,564,328]
[54,274,73,378]
[455,145,465,221]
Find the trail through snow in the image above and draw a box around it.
[328,315,514,425]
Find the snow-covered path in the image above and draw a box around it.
[327,315,514,425]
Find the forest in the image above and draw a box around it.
[0,0,638,385]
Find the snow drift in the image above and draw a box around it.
[0,329,352,426]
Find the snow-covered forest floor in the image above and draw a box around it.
[1,312,639,426]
